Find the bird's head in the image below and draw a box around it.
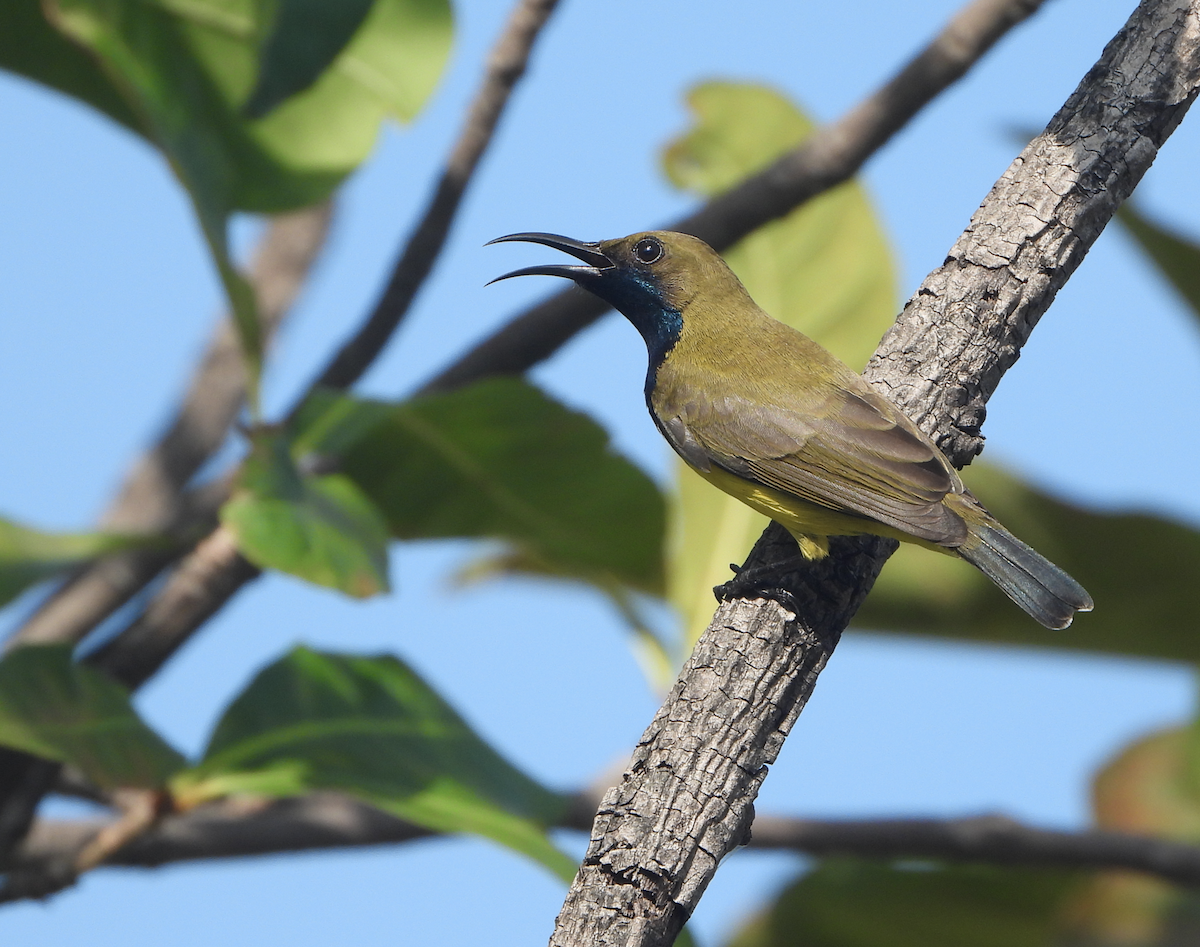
[488,230,746,363]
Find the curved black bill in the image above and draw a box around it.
[486,232,612,285]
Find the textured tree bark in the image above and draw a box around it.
[548,2,1200,945]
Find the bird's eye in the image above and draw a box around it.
[634,237,664,264]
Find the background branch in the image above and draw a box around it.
[0,205,333,865]
[12,796,1200,904]
[548,3,1200,945]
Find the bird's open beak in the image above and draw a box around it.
[486,232,613,284]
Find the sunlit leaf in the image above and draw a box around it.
[34,0,450,402]
[1118,203,1200,331]
[0,645,184,789]
[40,0,452,212]
[856,462,1200,662]
[0,515,137,609]
[175,647,575,879]
[296,379,666,595]
[661,81,899,648]
[244,0,377,118]
[220,430,390,597]
[728,859,1078,947]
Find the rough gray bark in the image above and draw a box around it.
[548,3,1200,945]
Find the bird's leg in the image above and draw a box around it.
[714,554,810,615]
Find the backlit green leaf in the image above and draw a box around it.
[221,430,391,597]
[298,379,666,595]
[31,0,449,403]
[40,0,452,212]
[662,81,898,648]
[176,647,575,879]
[857,462,1200,662]
[244,0,377,118]
[0,645,184,789]
[728,860,1078,947]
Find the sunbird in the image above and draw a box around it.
[489,230,1093,629]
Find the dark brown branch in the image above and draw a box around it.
[313,0,563,391]
[549,3,1200,946]
[6,202,333,652]
[421,0,1050,394]
[12,797,1200,904]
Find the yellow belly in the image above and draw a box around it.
[696,462,947,559]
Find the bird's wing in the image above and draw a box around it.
[660,384,968,545]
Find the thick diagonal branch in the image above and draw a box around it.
[548,3,1200,946]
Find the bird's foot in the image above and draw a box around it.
[715,555,809,616]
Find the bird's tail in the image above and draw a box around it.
[956,522,1093,630]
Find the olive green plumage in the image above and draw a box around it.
[490,229,1093,630]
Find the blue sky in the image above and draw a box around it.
[3,1,1200,944]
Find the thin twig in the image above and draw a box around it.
[549,2,1200,945]
[12,797,1200,904]
[313,0,563,391]
[421,0,1050,394]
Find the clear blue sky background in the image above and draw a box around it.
[3,0,1200,944]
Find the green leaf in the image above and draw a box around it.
[856,462,1200,663]
[1118,202,1200,330]
[0,515,135,609]
[298,379,667,595]
[40,0,452,212]
[728,860,1078,947]
[176,646,575,880]
[662,81,899,648]
[35,0,450,404]
[220,429,391,597]
[244,0,377,118]
[0,645,185,789]
[0,0,141,131]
